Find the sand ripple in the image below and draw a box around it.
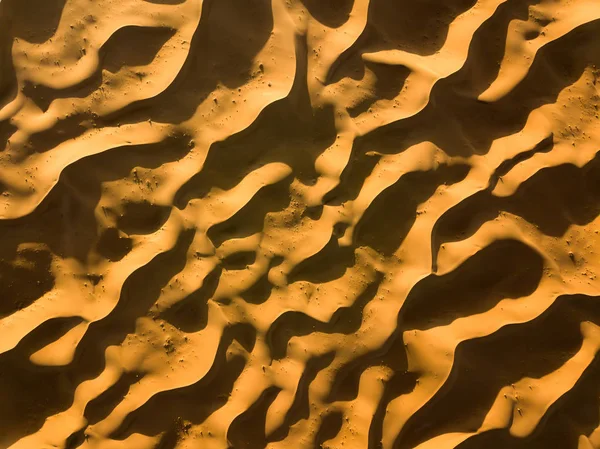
[1,0,600,448]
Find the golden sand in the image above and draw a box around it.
[1,0,600,448]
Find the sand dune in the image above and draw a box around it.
[1,0,600,448]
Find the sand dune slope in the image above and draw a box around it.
[1,0,600,448]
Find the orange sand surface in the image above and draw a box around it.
[1,0,600,448]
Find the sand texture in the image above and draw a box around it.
[1,0,600,448]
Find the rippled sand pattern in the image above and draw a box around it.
[2,0,600,448]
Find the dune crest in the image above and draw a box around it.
[1,1,600,448]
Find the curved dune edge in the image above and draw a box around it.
[1,1,600,449]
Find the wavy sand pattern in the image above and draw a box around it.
[1,0,600,448]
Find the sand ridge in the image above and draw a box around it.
[1,0,600,448]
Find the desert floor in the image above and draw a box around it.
[1,0,600,448]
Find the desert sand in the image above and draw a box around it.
[0,0,600,448]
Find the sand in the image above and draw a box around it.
[0,0,600,448]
